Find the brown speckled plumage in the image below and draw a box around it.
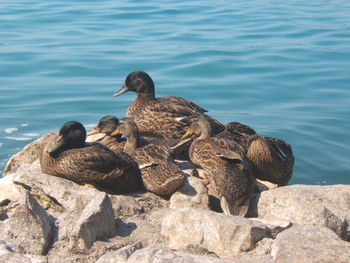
[181,115,253,216]
[87,115,185,153]
[113,71,224,139]
[40,121,143,193]
[114,118,185,196]
[216,122,258,150]
[217,122,294,186]
[247,136,294,186]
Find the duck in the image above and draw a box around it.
[112,71,225,140]
[86,115,148,152]
[247,135,294,186]
[87,115,189,159]
[179,114,254,216]
[216,122,294,186]
[111,117,185,196]
[86,115,126,151]
[40,121,143,193]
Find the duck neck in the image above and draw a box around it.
[136,92,155,102]
[124,133,139,153]
[198,122,212,140]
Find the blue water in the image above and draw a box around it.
[1,0,350,185]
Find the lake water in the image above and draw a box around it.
[1,0,350,185]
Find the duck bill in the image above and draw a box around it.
[110,128,122,137]
[47,135,64,153]
[87,127,100,136]
[87,127,101,136]
[181,129,193,140]
[112,84,129,97]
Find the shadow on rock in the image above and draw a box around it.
[116,218,137,237]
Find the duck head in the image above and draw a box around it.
[111,118,138,138]
[113,71,155,98]
[181,114,212,140]
[87,115,120,137]
[48,121,86,154]
[111,118,139,152]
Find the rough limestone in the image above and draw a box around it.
[257,184,350,241]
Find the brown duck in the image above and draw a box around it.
[180,114,254,216]
[40,121,143,193]
[216,122,294,186]
[86,115,126,151]
[87,115,189,158]
[111,117,185,196]
[112,71,224,140]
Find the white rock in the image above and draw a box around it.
[272,224,350,263]
[161,208,270,259]
[0,192,52,255]
[257,184,350,240]
[126,246,235,263]
[169,176,210,210]
[71,193,116,250]
[95,242,142,263]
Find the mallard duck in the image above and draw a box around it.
[111,117,185,196]
[40,121,143,193]
[217,122,294,186]
[86,115,126,151]
[87,115,188,158]
[112,71,224,140]
[247,135,294,186]
[180,114,254,216]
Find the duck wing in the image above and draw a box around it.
[134,144,172,169]
[208,137,244,161]
[141,161,184,195]
[73,144,125,175]
[226,122,257,136]
[150,96,207,118]
[265,137,294,163]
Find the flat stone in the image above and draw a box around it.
[257,184,350,240]
[271,224,350,263]
[169,176,210,210]
[161,208,270,259]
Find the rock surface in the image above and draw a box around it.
[272,224,350,263]
[12,160,98,214]
[71,193,116,250]
[161,207,283,259]
[169,175,210,210]
[0,133,350,262]
[257,184,350,240]
[3,132,56,176]
[126,246,234,263]
[0,190,52,255]
[95,242,142,263]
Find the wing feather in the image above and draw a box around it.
[207,137,244,161]
[147,96,207,118]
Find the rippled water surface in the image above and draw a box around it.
[1,0,350,184]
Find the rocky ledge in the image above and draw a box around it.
[0,135,349,263]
